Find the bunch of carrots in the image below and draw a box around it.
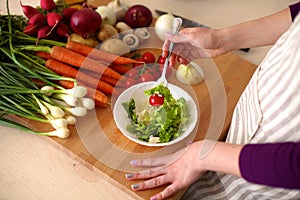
[34,41,143,107]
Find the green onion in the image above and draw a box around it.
[0,1,94,138]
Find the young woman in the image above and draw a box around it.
[126,2,300,200]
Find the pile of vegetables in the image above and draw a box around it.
[0,0,145,138]
[0,13,89,138]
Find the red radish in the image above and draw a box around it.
[23,24,39,36]
[55,23,70,38]
[47,12,62,27]
[69,8,102,39]
[62,7,78,22]
[36,25,52,45]
[20,1,40,19]
[29,12,46,27]
[40,0,56,11]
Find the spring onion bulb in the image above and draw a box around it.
[80,97,95,110]
[65,115,76,125]
[64,86,87,98]
[42,101,65,118]
[65,107,87,117]
[49,117,68,129]
[41,85,55,96]
[52,93,78,107]
[47,128,70,138]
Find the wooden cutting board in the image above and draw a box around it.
[29,32,257,198]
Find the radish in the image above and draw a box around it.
[23,24,39,36]
[36,26,52,45]
[29,12,46,27]
[69,8,102,39]
[62,7,78,22]
[40,0,56,11]
[55,23,70,38]
[47,12,62,27]
[20,1,40,19]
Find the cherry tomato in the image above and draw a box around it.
[149,94,164,106]
[139,73,154,82]
[157,55,166,64]
[125,78,136,87]
[132,58,144,68]
[142,52,156,64]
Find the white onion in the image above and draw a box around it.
[154,13,175,41]
[176,62,204,85]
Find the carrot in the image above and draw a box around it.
[58,80,110,107]
[109,64,131,75]
[35,51,51,60]
[50,46,122,80]
[45,58,116,95]
[82,69,119,86]
[66,41,142,65]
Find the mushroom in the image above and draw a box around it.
[134,27,150,43]
[122,33,139,49]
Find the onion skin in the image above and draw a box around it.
[124,5,152,28]
[70,8,102,39]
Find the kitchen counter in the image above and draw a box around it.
[0,0,298,199]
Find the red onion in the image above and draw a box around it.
[69,8,102,39]
[124,5,153,28]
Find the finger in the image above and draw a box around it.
[131,174,171,191]
[126,165,166,180]
[151,184,178,200]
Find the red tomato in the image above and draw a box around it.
[125,78,136,87]
[132,58,144,68]
[139,73,154,82]
[157,55,166,64]
[149,94,164,106]
[142,52,156,64]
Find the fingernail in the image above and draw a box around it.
[130,160,137,165]
[131,184,139,189]
[125,173,134,178]
[150,196,157,200]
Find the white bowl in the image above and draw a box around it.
[113,82,198,147]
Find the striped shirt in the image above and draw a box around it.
[182,9,300,200]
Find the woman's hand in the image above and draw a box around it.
[162,27,228,66]
[125,141,206,200]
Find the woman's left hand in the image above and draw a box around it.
[126,141,206,200]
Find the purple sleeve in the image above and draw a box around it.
[289,2,300,21]
[239,142,300,189]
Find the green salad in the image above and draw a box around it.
[122,84,190,143]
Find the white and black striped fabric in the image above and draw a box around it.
[182,13,300,200]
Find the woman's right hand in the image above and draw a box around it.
[162,27,229,66]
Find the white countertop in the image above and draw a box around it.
[0,0,298,199]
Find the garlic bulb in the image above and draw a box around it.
[95,6,117,26]
[107,0,128,22]
[123,33,139,49]
[134,27,150,43]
